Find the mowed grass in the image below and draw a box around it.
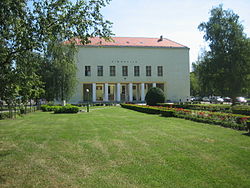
[0,107,250,187]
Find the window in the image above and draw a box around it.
[134,66,140,76]
[157,66,163,76]
[122,66,128,76]
[146,66,151,76]
[97,66,103,76]
[85,66,91,76]
[110,66,116,76]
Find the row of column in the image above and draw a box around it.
[91,83,157,102]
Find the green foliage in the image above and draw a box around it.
[197,5,250,101]
[54,105,79,114]
[121,104,174,117]
[0,0,113,116]
[121,104,249,131]
[41,105,59,112]
[0,112,10,120]
[190,71,200,96]
[41,42,77,102]
[158,103,231,113]
[145,87,165,106]
[41,104,79,113]
[231,105,250,116]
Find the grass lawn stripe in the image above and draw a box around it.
[0,106,249,187]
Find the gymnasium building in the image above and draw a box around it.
[69,36,190,103]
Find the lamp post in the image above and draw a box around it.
[86,89,89,112]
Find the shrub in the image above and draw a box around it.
[41,105,60,112]
[145,87,165,106]
[0,112,10,120]
[121,104,250,131]
[231,105,250,116]
[54,105,79,113]
[157,103,231,113]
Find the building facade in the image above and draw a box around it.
[69,36,190,104]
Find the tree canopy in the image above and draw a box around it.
[196,5,250,103]
[0,0,113,115]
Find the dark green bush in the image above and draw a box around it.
[231,105,250,116]
[54,105,79,113]
[41,105,60,112]
[157,103,231,112]
[120,104,174,117]
[145,87,165,106]
[0,112,10,120]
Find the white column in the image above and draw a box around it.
[153,83,156,87]
[116,83,121,102]
[92,83,96,102]
[104,83,109,102]
[129,83,133,102]
[141,83,145,101]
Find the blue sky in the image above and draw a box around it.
[101,0,250,66]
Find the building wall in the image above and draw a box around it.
[69,46,190,103]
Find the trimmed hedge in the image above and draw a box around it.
[157,103,231,112]
[120,104,174,117]
[121,104,250,131]
[54,105,79,113]
[41,104,79,113]
[231,105,250,116]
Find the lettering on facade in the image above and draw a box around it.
[112,60,138,64]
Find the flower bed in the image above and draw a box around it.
[121,104,250,131]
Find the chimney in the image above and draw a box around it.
[158,35,163,42]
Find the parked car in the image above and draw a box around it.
[191,96,202,102]
[210,96,224,104]
[236,97,247,103]
[202,97,210,102]
[223,97,232,102]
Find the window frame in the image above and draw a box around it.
[97,66,103,76]
[146,66,151,76]
[122,66,128,76]
[157,66,163,77]
[134,66,140,77]
[85,66,91,76]
[110,66,116,76]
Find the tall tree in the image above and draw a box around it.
[0,0,113,108]
[42,42,77,104]
[198,5,250,104]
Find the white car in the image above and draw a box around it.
[236,97,247,103]
[210,96,224,104]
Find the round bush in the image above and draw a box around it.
[145,87,165,106]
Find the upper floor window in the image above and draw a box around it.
[97,66,103,76]
[157,66,163,76]
[110,66,116,76]
[122,66,128,76]
[134,66,140,76]
[146,66,151,76]
[85,66,91,76]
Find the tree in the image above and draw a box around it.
[42,42,77,104]
[145,87,165,106]
[198,5,250,104]
[0,0,113,110]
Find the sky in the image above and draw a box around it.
[101,0,250,68]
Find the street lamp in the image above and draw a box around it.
[86,89,89,112]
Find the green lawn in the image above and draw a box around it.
[0,106,250,187]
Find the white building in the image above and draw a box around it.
[69,36,190,104]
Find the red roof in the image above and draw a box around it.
[72,37,187,48]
